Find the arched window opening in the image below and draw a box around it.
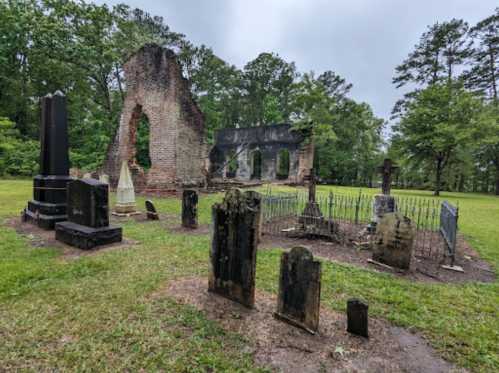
[277,149,290,179]
[251,150,262,180]
[226,150,238,178]
[136,113,151,170]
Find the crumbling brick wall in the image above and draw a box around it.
[103,44,206,190]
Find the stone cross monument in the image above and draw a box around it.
[369,159,398,232]
[377,158,398,195]
[23,91,72,229]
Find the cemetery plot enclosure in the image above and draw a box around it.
[261,190,458,261]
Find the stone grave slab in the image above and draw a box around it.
[145,200,159,220]
[182,190,198,228]
[373,212,415,270]
[274,246,321,334]
[56,179,122,249]
[347,298,369,338]
[209,189,261,308]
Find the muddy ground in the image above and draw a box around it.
[6,213,495,283]
[160,277,467,373]
[259,233,495,284]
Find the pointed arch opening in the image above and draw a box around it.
[277,148,290,179]
[251,150,262,180]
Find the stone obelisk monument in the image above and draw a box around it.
[23,91,72,229]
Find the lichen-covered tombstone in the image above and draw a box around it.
[274,246,322,334]
[209,189,261,308]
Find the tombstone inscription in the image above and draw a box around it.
[55,179,122,249]
[274,247,322,334]
[209,189,261,308]
[23,91,73,229]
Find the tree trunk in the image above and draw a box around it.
[435,157,443,196]
[495,158,499,196]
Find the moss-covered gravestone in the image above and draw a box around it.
[274,247,322,334]
[209,189,261,308]
[182,190,198,228]
[373,212,415,270]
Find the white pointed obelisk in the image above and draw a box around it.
[114,161,137,214]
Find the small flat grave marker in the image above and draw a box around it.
[347,298,369,338]
[145,200,159,220]
[274,246,321,334]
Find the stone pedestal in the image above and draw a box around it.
[274,247,321,334]
[23,92,72,229]
[373,212,415,270]
[181,190,198,228]
[56,179,122,249]
[347,298,369,338]
[369,194,396,232]
[209,189,261,308]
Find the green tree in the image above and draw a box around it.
[242,52,297,126]
[392,82,482,195]
[464,8,498,102]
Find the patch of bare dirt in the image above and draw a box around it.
[161,277,466,373]
[260,234,495,284]
[5,218,137,259]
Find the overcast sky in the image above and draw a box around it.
[95,0,496,123]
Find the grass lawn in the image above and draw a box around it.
[0,179,498,371]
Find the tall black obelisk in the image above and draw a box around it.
[23,91,72,229]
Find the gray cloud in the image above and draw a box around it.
[95,0,496,122]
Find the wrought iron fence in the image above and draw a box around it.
[261,189,457,260]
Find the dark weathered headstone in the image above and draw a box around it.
[55,179,122,249]
[209,189,261,308]
[373,212,415,270]
[347,298,369,338]
[145,200,159,220]
[274,247,321,334]
[23,91,73,229]
[182,190,198,228]
[377,158,398,196]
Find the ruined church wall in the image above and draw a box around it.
[102,44,205,190]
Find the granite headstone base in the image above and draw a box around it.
[23,175,73,229]
[55,221,122,250]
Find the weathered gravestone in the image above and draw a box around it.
[182,190,198,228]
[55,179,122,249]
[209,189,261,308]
[300,168,323,223]
[274,247,321,334]
[373,212,415,270]
[145,200,159,220]
[114,161,137,214]
[23,91,73,229]
[347,298,369,338]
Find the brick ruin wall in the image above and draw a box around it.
[103,44,206,190]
